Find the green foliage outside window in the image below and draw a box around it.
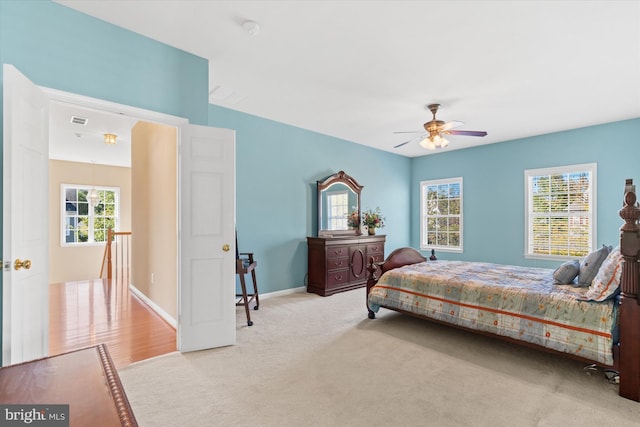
[421,179,462,251]
[527,167,593,258]
[64,185,119,245]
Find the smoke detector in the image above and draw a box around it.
[242,20,260,36]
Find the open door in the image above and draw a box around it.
[178,124,236,351]
[2,65,49,365]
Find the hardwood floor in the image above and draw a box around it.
[49,278,177,369]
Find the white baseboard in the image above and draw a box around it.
[129,284,305,328]
[258,286,306,300]
[128,284,177,328]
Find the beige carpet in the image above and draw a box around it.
[119,288,640,426]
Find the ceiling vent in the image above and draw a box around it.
[70,115,88,125]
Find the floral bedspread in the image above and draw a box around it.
[368,261,616,365]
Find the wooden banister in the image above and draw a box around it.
[100,228,132,281]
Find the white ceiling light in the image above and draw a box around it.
[104,133,117,145]
[242,20,260,36]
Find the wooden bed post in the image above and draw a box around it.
[366,256,379,319]
[618,178,640,401]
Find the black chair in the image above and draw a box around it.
[236,233,259,326]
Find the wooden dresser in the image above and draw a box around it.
[307,235,385,296]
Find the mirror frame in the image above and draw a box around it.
[317,171,363,237]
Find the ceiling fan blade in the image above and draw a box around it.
[394,134,424,148]
[444,130,488,137]
[439,121,464,131]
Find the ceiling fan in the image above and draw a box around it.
[394,104,487,150]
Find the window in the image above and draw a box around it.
[62,184,119,245]
[326,189,349,230]
[525,163,596,259]
[420,177,463,252]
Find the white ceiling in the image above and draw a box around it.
[54,0,640,158]
[49,101,136,167]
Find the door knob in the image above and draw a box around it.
[14,259,32,270]
[222,244,230,252]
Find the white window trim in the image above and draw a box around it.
[60,183,120,247]
[420,177,463,253]
[524,163,597,260]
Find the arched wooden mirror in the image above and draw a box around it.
[317,171,363,237]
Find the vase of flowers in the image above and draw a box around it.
[362,207,385,235]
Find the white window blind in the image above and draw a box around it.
[525,163,596,259]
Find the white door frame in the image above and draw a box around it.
[42,87,188,324]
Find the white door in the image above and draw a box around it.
[2,65,49,365]
[178,124,236,351]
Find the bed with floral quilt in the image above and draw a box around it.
[365,179,640,401]
[367,255,619,365]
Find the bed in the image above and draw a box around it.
[366,178,640,401]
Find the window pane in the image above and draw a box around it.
[449,199,460,215]
[427,232,437,245]
[526,165,594,258]
[532,195,549,213]
[437,199,448,215]
[420,178,463,252]
[61,184,120,245]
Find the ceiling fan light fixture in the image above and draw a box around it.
[420,137,436,150]
[104,133,117,145]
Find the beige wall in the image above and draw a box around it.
[49,160,132,283]
[131,121,177,319]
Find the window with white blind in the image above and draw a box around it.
[525,163,596,259]
[420,177,463,252]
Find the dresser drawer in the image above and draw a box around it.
[327,257,349,271]
[327,246,349,258]
[368,253,384,264]
[327,269,349,288]
[367,243,384,255]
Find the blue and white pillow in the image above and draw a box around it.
[553,260,580,285]
[577,245,612,287]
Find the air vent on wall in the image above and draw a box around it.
[70,115,88,125]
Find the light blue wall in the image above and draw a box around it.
[0,1,411,362]
[209,105,411,293]
[410,118,640,269]
[0,0,209,124]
